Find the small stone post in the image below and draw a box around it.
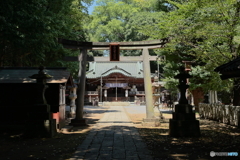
[27,66,57,137]
[169,66,200,137]
[125,89,128,101]
[104,89,107,101]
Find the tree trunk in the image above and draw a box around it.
[191,87,204,112]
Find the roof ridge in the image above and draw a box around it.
[102,67,132,76]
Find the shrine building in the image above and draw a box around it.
[85,61,154,104]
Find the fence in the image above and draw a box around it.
[199,103,240,127]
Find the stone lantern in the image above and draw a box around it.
[152,75,164,120]
[29,66,53,104]
[169,66,200,137]
[27,66,57,138]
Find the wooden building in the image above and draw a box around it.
[214,57,240,106]
[85,61,153,104]
[0,67,74,131]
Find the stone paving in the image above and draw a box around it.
[70,106,153,160]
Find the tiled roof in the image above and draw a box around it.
[0,67,71,83]
[214,57,240,79]
[86,61,144,79]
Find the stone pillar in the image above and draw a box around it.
[142,48,154,118]
[209,90,218,104]
[104,89,107,101]
[142,48,160,126]
[68,85,77,118]
[125,89,128,101]
[59,86,63,105]
[209,90,213,103]
[70,49,87,126]
[27,66,57,138]
[62,86,66,105]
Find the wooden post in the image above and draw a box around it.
[142,48,154,119]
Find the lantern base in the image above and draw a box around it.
[169,104,200,137]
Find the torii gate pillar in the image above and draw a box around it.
[70,49,87,126]
[143,48,154,118]
[142,48,160,126]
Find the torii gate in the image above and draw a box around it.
[59,38,169,126]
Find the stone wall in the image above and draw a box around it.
[199,103,240,127]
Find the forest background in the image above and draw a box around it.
[1,0,240,105]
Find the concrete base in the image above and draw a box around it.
[169,104,200,137]
[69,119,88,126]
[142,118,160,127]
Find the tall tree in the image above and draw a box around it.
[145,0,239,87]
[139,0,240,105]
[0,0,92,68]
[85,0,172,59]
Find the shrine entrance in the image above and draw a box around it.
[85,61,145,103]
[108,87,124,101]
[59,38,168,125]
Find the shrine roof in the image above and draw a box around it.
[214,57,240,79]
[86,61,144,79]
[0,67,72,83]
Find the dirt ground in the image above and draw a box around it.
[1,106,240,160]
[0,106,109,160]
[126,110,240,160]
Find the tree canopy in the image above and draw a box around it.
[138,0,240,93]
[0,0,92,70]
[2,0,240,95]
[85,0,169,56]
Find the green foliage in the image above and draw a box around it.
[141,0,240,92]
[0,0,95,78]
[0,0,92,69]
[189,66,232,92]
[84,0,170,56]
[87,0,140,42]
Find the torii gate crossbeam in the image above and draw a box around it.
[59,38,169,126]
